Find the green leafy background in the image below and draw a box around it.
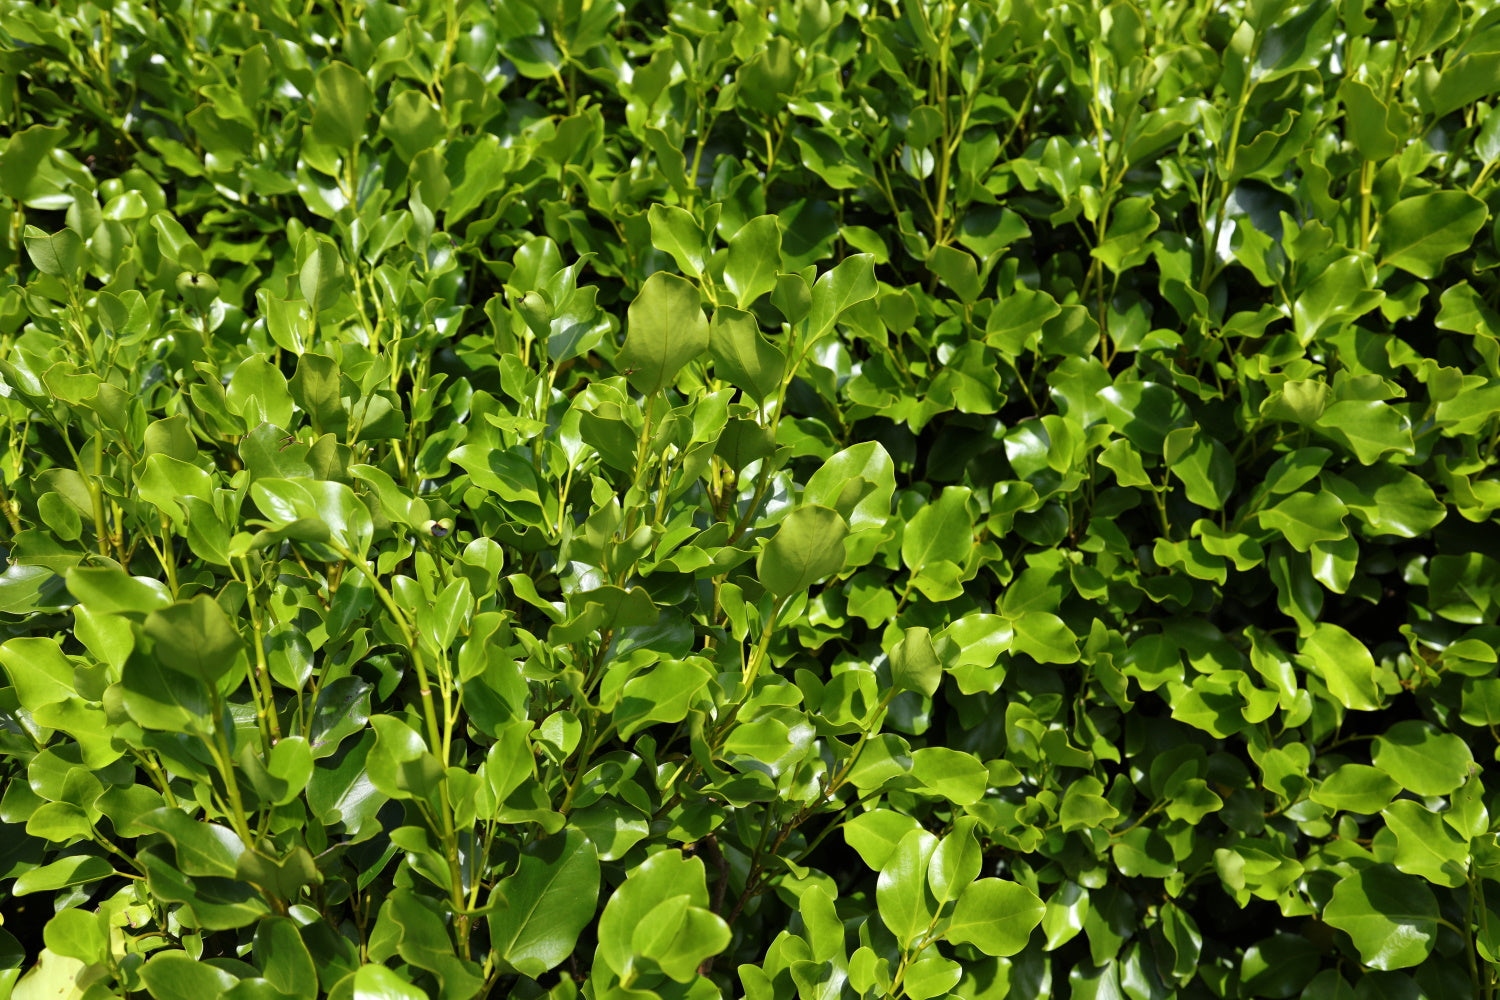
[2,0,1500,998]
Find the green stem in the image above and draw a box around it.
[0,473,21,538]
[624,392,659,539]
[686,109,718,210]
[1357,160,1375,252]
[334,543,444,756]
[63,425,114,561]
[1469,871,1489,1000]
[1199,51,1257,295]
[740,596,788,691]
[152,513,177,595]
[204,705,255,849]
[241,556,282,746]
[826,688,899,796]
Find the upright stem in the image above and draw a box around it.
[204,701,255,850]
[241,556,283,746]
[335,543,444,756]
[740,598,787,690]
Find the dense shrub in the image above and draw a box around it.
[3,0,1500,997]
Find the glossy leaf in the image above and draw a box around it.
[1311,765,1400,814]
[724,216,782,308]
[144,595,245,686]
[489,828,600,977]
[1324,866,1439,970]
[1298,623,1380,711]
[757,505,848,599]
[1377,192,1487,278]
[806,254,876,342]
[1372,721,1475,797]
[710,307,785,402]
[618,271,710,395]
[310,61,372,151]
[876,828,939,947]
[945,879,1045,957]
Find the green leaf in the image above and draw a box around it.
[253,918,318,998]
[772,271,812,326]
[1009,611,1080,665]
[901,955,963,999]
[986,288,1060,354]
[876,828,939,947]
[1251,1,1336,82]
[596,850,725,979]
[1323,865,1438,970]
[1463,678,1500,727]
[1372,721,1475,797]
[844,810,923,871]
[227,355,294,430]
[1258,490,1349,551]
[137,808,245,878]
[43,909,108,964]
[806,254,877,342]
[289,352,344,434]
[310,61,372,151]
[1382,800,1469,887]
[175,271,218,312]
[736,36,799,115]
[1164,426,1234,509]
[1311,764,1400,814]
[797,884,847,966]
[0,124,65,204]
[945,878,1045,957]
[299,238,346,313]
[347,964,426,1000]
[910,747,987,805]
[0,637,75,711]
[1261,381,1333,426]
[1091,197,1159,273]
[724,216,783,308]
[926,245,983,303]
[1322,464,1446,538]
[1315,400,1414,465]
[901,487,973,573]
[723,717,798,775]
[803,441,897,566]
[619,271,710,395]
[615,659,713,739]
[379,90,445,163]
[23,226,83,279]
[489,828,600,978]
[140,951,240,1000]
[710,307,785,402]
[1339,79,1401,160]
[757,505,849,599]
[890,626,941,698]
[121,648,212,732]
[636,899,732,982]
[13,855,114,895]
[648,204,706,278]
[366,714,444,804]
[1377,191,1488,278]
[1097,381,1182,454]
[927,818,983,905]
[145,595,245,687]
[937,614,1014,693]
[137,456,216,533]
[1297,623,1380,711]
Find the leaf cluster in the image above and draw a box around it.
[3,0,1500,999]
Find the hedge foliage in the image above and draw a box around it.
[3,0,1500,997]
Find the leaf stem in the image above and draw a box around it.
[241,555,283,746]
[334,542,444,757]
